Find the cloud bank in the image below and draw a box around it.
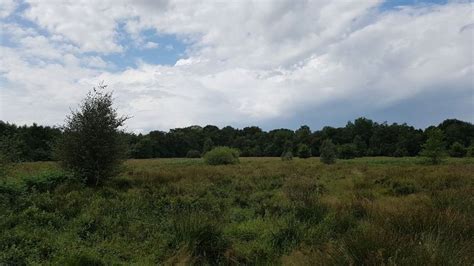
[0,0,472,132]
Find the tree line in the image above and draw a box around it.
[1,117,473,162]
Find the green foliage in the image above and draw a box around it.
[449,142,466,157]
[204,146,239,165]
[297,144,311,158]
[281,151,293,161]
[202,138,214,154]
[59,253,104,266]
[338,143,357,159]
[467,145,474,157]
[2,118,472,160]
[55,84,128,186]
[0,152,11,178]
[186,150,201,158]
[420,129,446,164]
[320,139,337,164]
[390,180,420,196]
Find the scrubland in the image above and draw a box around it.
[1,157,473,265]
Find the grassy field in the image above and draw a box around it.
[1,157,473,265]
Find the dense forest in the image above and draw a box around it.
[1,118,473,162]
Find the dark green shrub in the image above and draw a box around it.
[55,84,128,186]
[202,138,214,154]
[320,139,337,164]
[297,144,311,158]
[186,150,201,158]
[420,129,446,164]
[338,144,357,159]
[204,147,239,165]
[449,142,466,157]
[281,151,293,161]
[467,145,474,157]
[391,181,419,196]
[22,171,69,192]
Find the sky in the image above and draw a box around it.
[0,0,472,133]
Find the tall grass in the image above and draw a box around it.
[1,157,473,264]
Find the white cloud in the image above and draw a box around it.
[0,0,17,18]
[1,1,473,131]
[143,41,159,49]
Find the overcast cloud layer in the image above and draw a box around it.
[0,0,473,132]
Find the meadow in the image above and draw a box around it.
[1,157,473,265]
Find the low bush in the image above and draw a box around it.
[281,151,293,161]
[449,142,466,157]
[297,144,311,159]
[186,150,201,158]
[203,147,239,165]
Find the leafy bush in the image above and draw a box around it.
[320,139,337,164]
[204,147,239,165]
[338,144,357,159]
[281,151,293,161]
[297,144,311,158]
[186,150,201,158]
[449,142,466,157]
[467,145,474,157]
[55,84,128,186]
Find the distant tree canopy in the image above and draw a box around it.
[1,118,473,161]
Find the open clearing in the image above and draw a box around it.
[1,157,473,265]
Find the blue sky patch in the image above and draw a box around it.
[379,0,448,11]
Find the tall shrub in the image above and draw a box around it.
[420,129,446,164]
[56,84,128,186]
[320,139,337,164]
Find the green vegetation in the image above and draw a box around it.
[420,128,446,164]
[297,144,311,158]
[450,142,467,157]
[320,139,337,164]
[281,151,293,161]
[2,118,473,161]
[55,85,128,186]
[1,157,473,264]
[203,146,240,165]
[186,150,201,158]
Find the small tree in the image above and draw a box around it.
[420,129,446,164]
[56,84,128,186]
[320,139,336,164]
[297,144,311,158]
[449,142,466,157]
